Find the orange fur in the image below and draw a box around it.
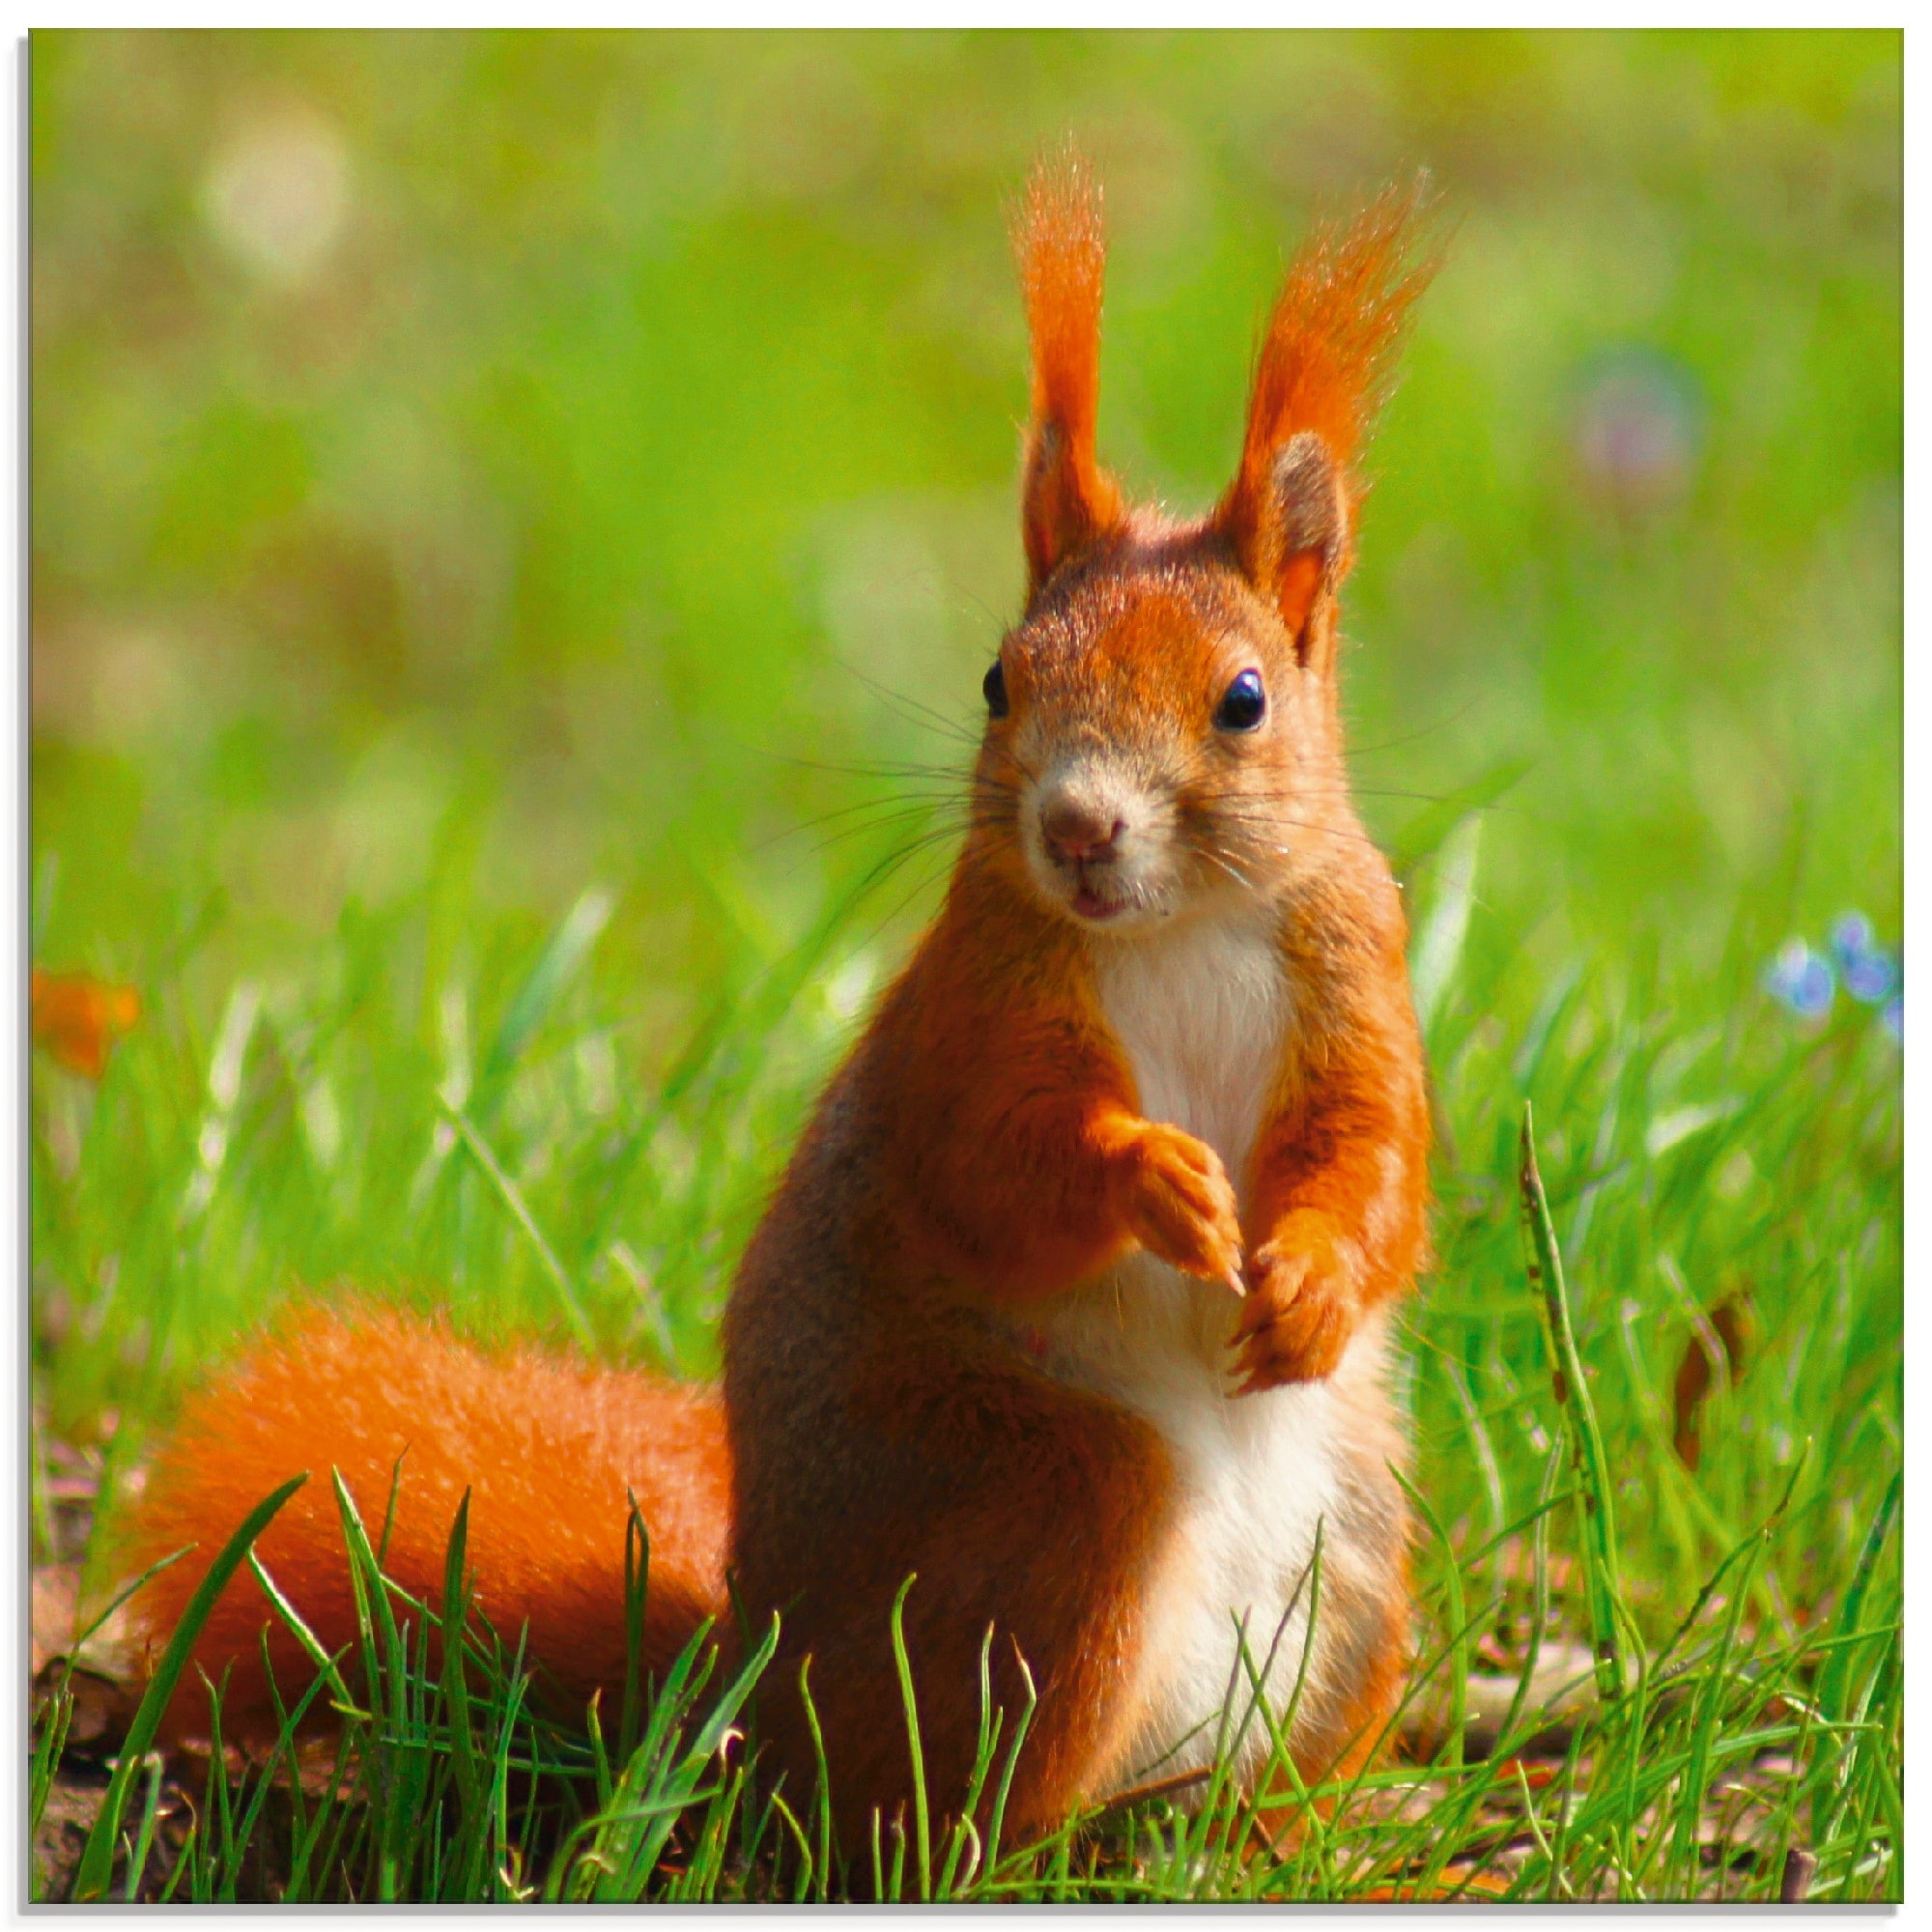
[726,160,1435,1848]
[1015,145,1124,590]
[122,161,1441,1869]
[124,1305,731,1745]
[1231,892,1433,1394]
[1226,173,1438,507]
[1219,175,1439,643]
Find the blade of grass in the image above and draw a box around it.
[980,1637,1037,1887]
[1815,1465,1899,1735]
[72,1473,307,1900]
[796,1656,836,1900]
[1496,1435,1564,1747]
[440,1491,482,1834]
[332,1466,407,1715]
[121,1746,166,1900]
[1519,1100,1623,1703]
[29,1675,74,1849]
[203,1665,237,1890]
[1811,1469,1901,1848]
[444,1103,595,1349]
[1409,812,1483,1038]
[221,1627,353,1899]
[887,1573,932,1899]
[246,1548,366,1719]
[619,1491,649,1764]
[472,887,615,1117]
[937,1623,1004,1897]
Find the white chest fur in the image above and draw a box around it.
[1040,912,1363,1787]
[1093,911,1289,1202]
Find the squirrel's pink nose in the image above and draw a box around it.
[1040,798,1125,866]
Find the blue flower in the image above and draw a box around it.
[1829,910,1899,1005]
[1762,939,1834,1018]
[1882,995,1902,1046]
[1829,911,1875,963]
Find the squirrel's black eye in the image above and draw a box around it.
[983,659,1009,719]
[1213,668,1266,733]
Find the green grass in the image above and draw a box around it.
[31,789,1902,1902]
[30,27,1899,1905]
[41,1469,1903,1904]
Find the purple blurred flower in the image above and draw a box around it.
[1829,910,1898,1005]
[1829,911,1875,962]
[1882,996,1902,1045]
[1573,348,1704,520]
[1845,953,1897,1005]
[1762,939,1833,1018]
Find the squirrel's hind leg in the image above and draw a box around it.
[738,1357,1179,1872]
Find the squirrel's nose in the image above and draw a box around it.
[1040,798,1125,867]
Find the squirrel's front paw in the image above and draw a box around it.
[1230,1220,1359,1395]
[1117,1124,1245,1295]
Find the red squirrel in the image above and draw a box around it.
[124,156,1436,1857]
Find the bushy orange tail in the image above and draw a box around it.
[121,1305,733,1746]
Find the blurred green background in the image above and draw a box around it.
[31,32,1899,1473]
[34,30,1900,967]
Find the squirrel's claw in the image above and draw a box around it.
[1227,1229,1357,1393]
[1119,1122,1246,1291]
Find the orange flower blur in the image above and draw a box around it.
[31,968,142,1079]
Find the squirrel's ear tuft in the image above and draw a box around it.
[1218,175,1441,663]
[1014,145,1123,594]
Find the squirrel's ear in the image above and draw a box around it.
[1014,148,1123,594]
[1218,176,1439,668]
[1243,428,1351,655]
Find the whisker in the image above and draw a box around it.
[829,657,987,751]
[846,878,947,960]
[1202,810,1386,854]
[1207,782,1490,809]
[1343,696,1491,759]
[840,834,966,953]
[807,810,975,862]
[781,753,1012,794]
[1197,845,1257,892]
[845,825,963,896]
[757,796,976,855]
[781,790,975,828]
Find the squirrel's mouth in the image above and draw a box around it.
[1066,860,1138,923]
[1071,881,1124,922]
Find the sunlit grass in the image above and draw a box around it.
[30,785,1901,1900]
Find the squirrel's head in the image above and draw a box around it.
[972,152,1438,937]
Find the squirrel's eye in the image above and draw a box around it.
[1213,668,1266,733]
[983,659,1009,720]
